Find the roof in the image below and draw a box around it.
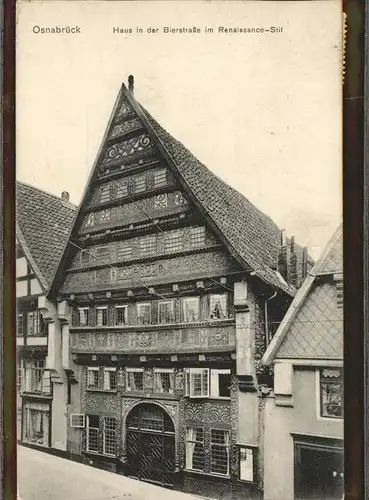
[262,224,343,365]
[49,82,312,297]
[16,181,77,292]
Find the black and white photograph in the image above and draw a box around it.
[15,1,343,499]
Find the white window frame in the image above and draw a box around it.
[96,306,108,327]
[185,368,209,398]
[69,414,86,428]
[87,367,99,389]
[115,305,128,326]
[126,367,144,392]
[210,369,231,399]
[137,302,151,325]
[210,429,230,476]
[158,300,174,324]
[86,415,100,453]
[78,307,89,327]
[102,417,117,456]
[182,297,200,323]
[153,368,174,394]
[103,367,117,391]
[186,427,205,472]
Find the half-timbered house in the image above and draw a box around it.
[46,77,312,499]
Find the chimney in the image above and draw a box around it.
[289,236,298,288]
[128,75,134,94]
[61,191,70,202]
[277,229,288,281]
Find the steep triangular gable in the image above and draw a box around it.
[49,82,304,298]
[262,224,343,364]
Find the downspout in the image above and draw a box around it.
[265,291,277,345]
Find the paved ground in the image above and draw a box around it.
[18,446,206,500]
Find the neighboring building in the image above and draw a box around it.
[16,182,76,449]
[44,77,311,500]
[262,225,343,500]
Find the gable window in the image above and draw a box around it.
[78,307,90,327]
[139,236,156,256]
[85,213,95,228]
[99,209,110,224]
[165,231,183,253]
[158,300,174,324]
[186,427,205,472]
[100,185,110,204]
[102,417,117,456]
[137,303,151,325]
[133,174,146,194]
[182,297,200,322]
[115,305,128,326]
[174,191,186,205]
[96,307,108,327]
[126,368,144,392]
[86,415,100,453]
[209,294,228,320]
[185,368,209,398]
[116,180,128,198]
[87,367,99,389]
[154,193,168,209]
[319,368,343,419]
[153,168,167,188]
[103,368,117,391]
[117,241,132,260]
[95,246,110,264]
[210,369,231,398]
[210,430,230,476]
[154,368,174,394]
[80,250,90,267]
[190,227,206,248]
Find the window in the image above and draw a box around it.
[85,213,95,227]
[115,305,128,326]
[17,313,24,336]
[95,246,110,264]
[100,185,110,203]
[103,417,117,456]
[99,209,110,224]
[320,368,343,419]
[133,174,146,193]
[70,414,85,428]
[137,303,151,325]
[165,231,183,253]
[17,362,23,392]
[154,368,174,394]
[26,310,44,336]
[139,236,156,256]
[117,241,132,260]
[116,180,128,198]
[239,447,255,482]
[190,227,206,248]
[210,430,230,476]
[185,368,209,398]
[153,168,167,188]
[87,367,99,389]
[78,307,90,327]
[24,405,50,447]
[158,300,174,324]
[186,427,205,471]
[29,359,51,394]
[126,368,144,392]
[210,369,231,398]
[96,307,108,327]
[154,193,168,209]
[182,297,200,322]
[80,250,90,267]
[209,294,228,320]
[86,415,100,453]
[103,368,117,391]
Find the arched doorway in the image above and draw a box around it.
[126,403,176,486]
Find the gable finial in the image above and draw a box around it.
[128,75,134,94]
